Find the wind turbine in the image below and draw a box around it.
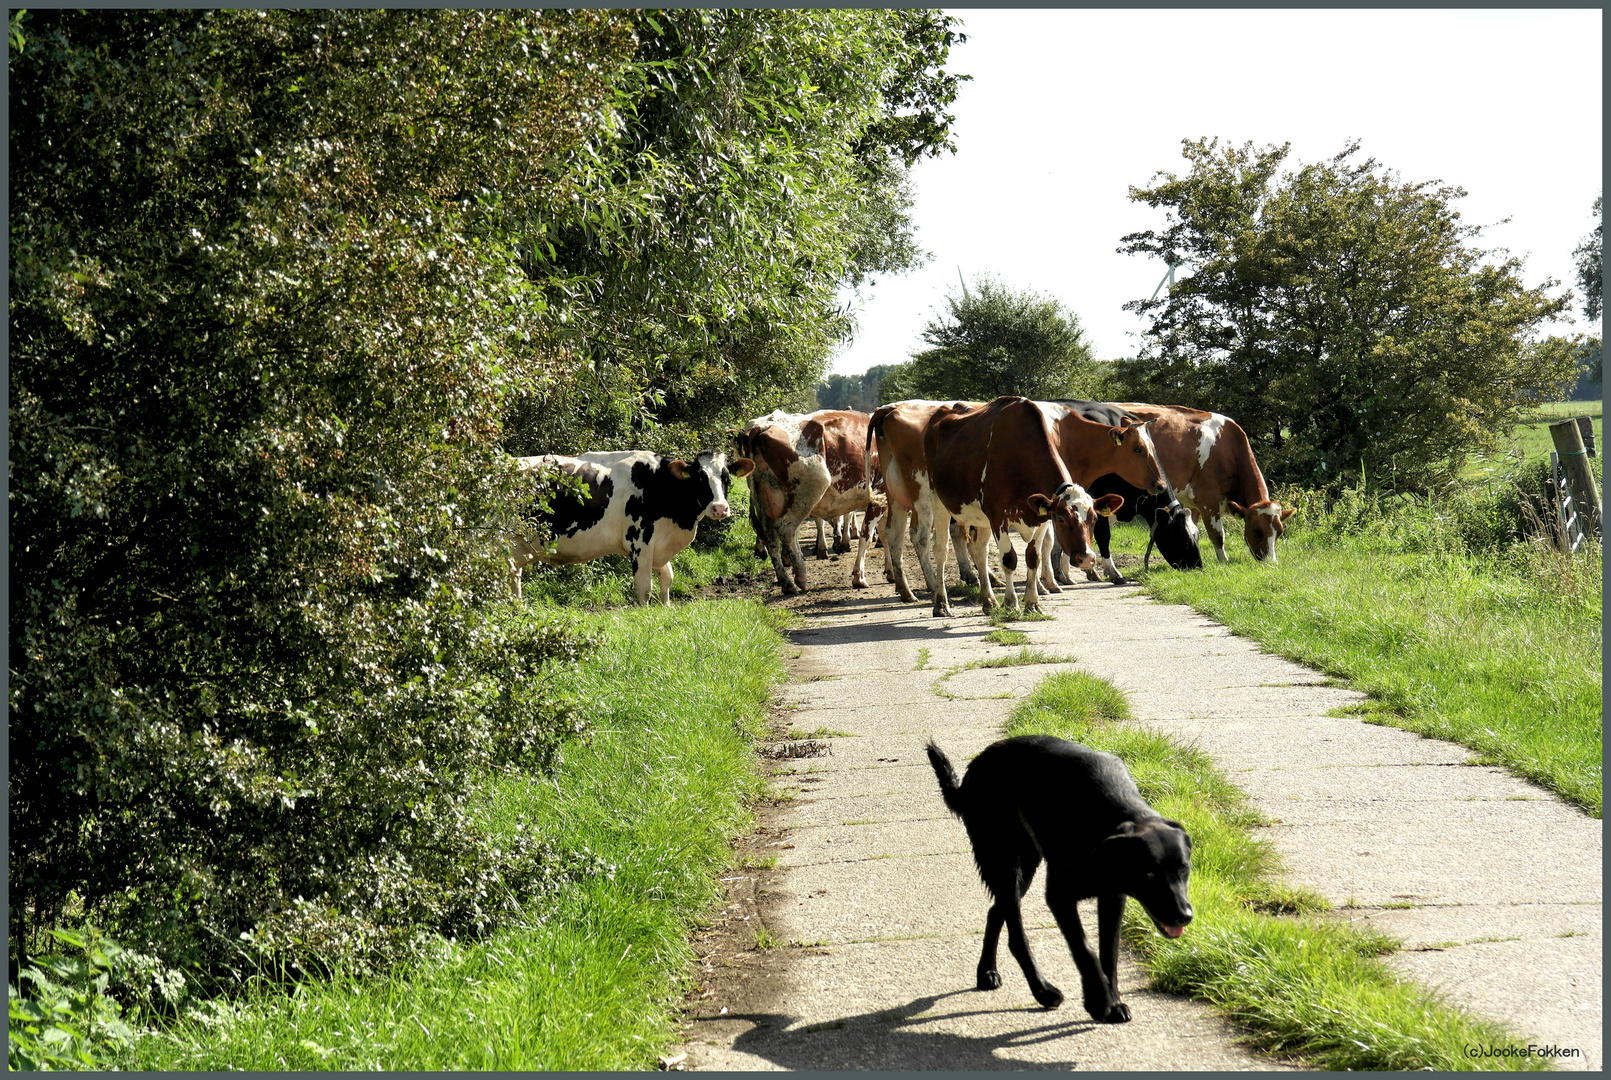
[1149,251,1183,302]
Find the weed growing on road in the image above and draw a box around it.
[1006,672,1541,1072]
[983,628,1030,645]
[965,647,1079,670]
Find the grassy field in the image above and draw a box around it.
[1131,532,1601,815]
[131,599,789,1070]
[1098,404,1602,817]
[1464,401,1603,481]
[1006,672,1545,1071]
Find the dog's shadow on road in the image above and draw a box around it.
[715,990,1105,1071]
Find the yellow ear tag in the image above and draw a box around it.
[1037,504,1049,518]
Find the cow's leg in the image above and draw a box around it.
[834,514,853,555]
[655,561,674,605]
[757,513,798,594]
[1035,528,1061,595]
[911,500,942,598]
[974,528,1002,614]
[1083,517,1106,582]
[781,510,815,591]
[630,549,655,605]
[509,565,523,600]
[953,519,980,586]
[928,496,955,618]
[1204,512,1230,563]
[885,505,918,601]
[813,517,831,560]
[1094,515,1127,584]
[1049,537,1075,587]
[850,503,882,589]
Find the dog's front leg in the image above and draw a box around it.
[1096,893,1131,1023]
[976,903,1005,990]
[1046,873,1124,1022]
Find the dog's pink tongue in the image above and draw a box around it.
[1162,925,1186,939]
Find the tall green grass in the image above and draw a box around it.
[132,599,788,1070]
[1007,673,1545,1071]
[1134,502,1601,816]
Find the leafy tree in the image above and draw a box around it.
[1575,194,1602,322]
[497,9,966,455]
[9,7,964,985]
[818,363,900,412]
[880,274,1100,403]
[1119,139,1574,490]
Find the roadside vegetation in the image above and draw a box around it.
[1007,673,1545,1071]
[1103,406,1602,817]
[127,598,787,1070]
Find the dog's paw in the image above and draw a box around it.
[1101,1002,1132,1024]
[975,969,1002,991]
[1032,983,1065,1010]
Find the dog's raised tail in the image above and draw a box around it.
[926,740,967,818]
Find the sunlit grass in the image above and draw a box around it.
[133,599,788,1070]
[1006,673,1544,1071]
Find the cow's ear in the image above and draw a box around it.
[668,459,690,480]
[1110,426,1126,446]
[1027,493,1055,519]
[1095,494,1125,517]
[1227,500,1248,518]
[729,457,755,479]
[1280,506,1297,522]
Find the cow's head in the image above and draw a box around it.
[1228,499,1296,563]
[1028,482,1124,572]
[670,451,754,521]
[1110,419,1168,496]
[1150,497,1204,570]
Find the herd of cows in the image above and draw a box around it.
[506,396,1296,613]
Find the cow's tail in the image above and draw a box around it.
[926,741,968,819]
[866,405,893,504]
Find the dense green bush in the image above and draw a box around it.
[9,7,963,989]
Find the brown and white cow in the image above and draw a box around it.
[508,449,754,604]
[1113,403,1295,563]
[866,400,978,603]
[924,398,1126,617]
[870,398,1166,604]
[737,409,887,594]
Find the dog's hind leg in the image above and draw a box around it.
[1045,868,1127,1023]
[971,840,1061,1007]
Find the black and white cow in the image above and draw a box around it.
[508,450,754,605]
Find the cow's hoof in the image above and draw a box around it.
[1082,569,1101,583]
[897,588,918,603]
[851,576,867,589]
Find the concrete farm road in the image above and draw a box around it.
[673,547,1601,1072]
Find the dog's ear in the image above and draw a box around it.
[1105,821,1141,839]
[1162,818,1192,849]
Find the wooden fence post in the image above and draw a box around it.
[1549,419,1602,551]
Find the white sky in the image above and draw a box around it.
[830,8,1603,375]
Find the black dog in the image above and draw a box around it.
[926,735,1193,1022]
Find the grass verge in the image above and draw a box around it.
[1134,534,1601,816]
[1006,671,1546,1071]
[132,599,788,1070]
